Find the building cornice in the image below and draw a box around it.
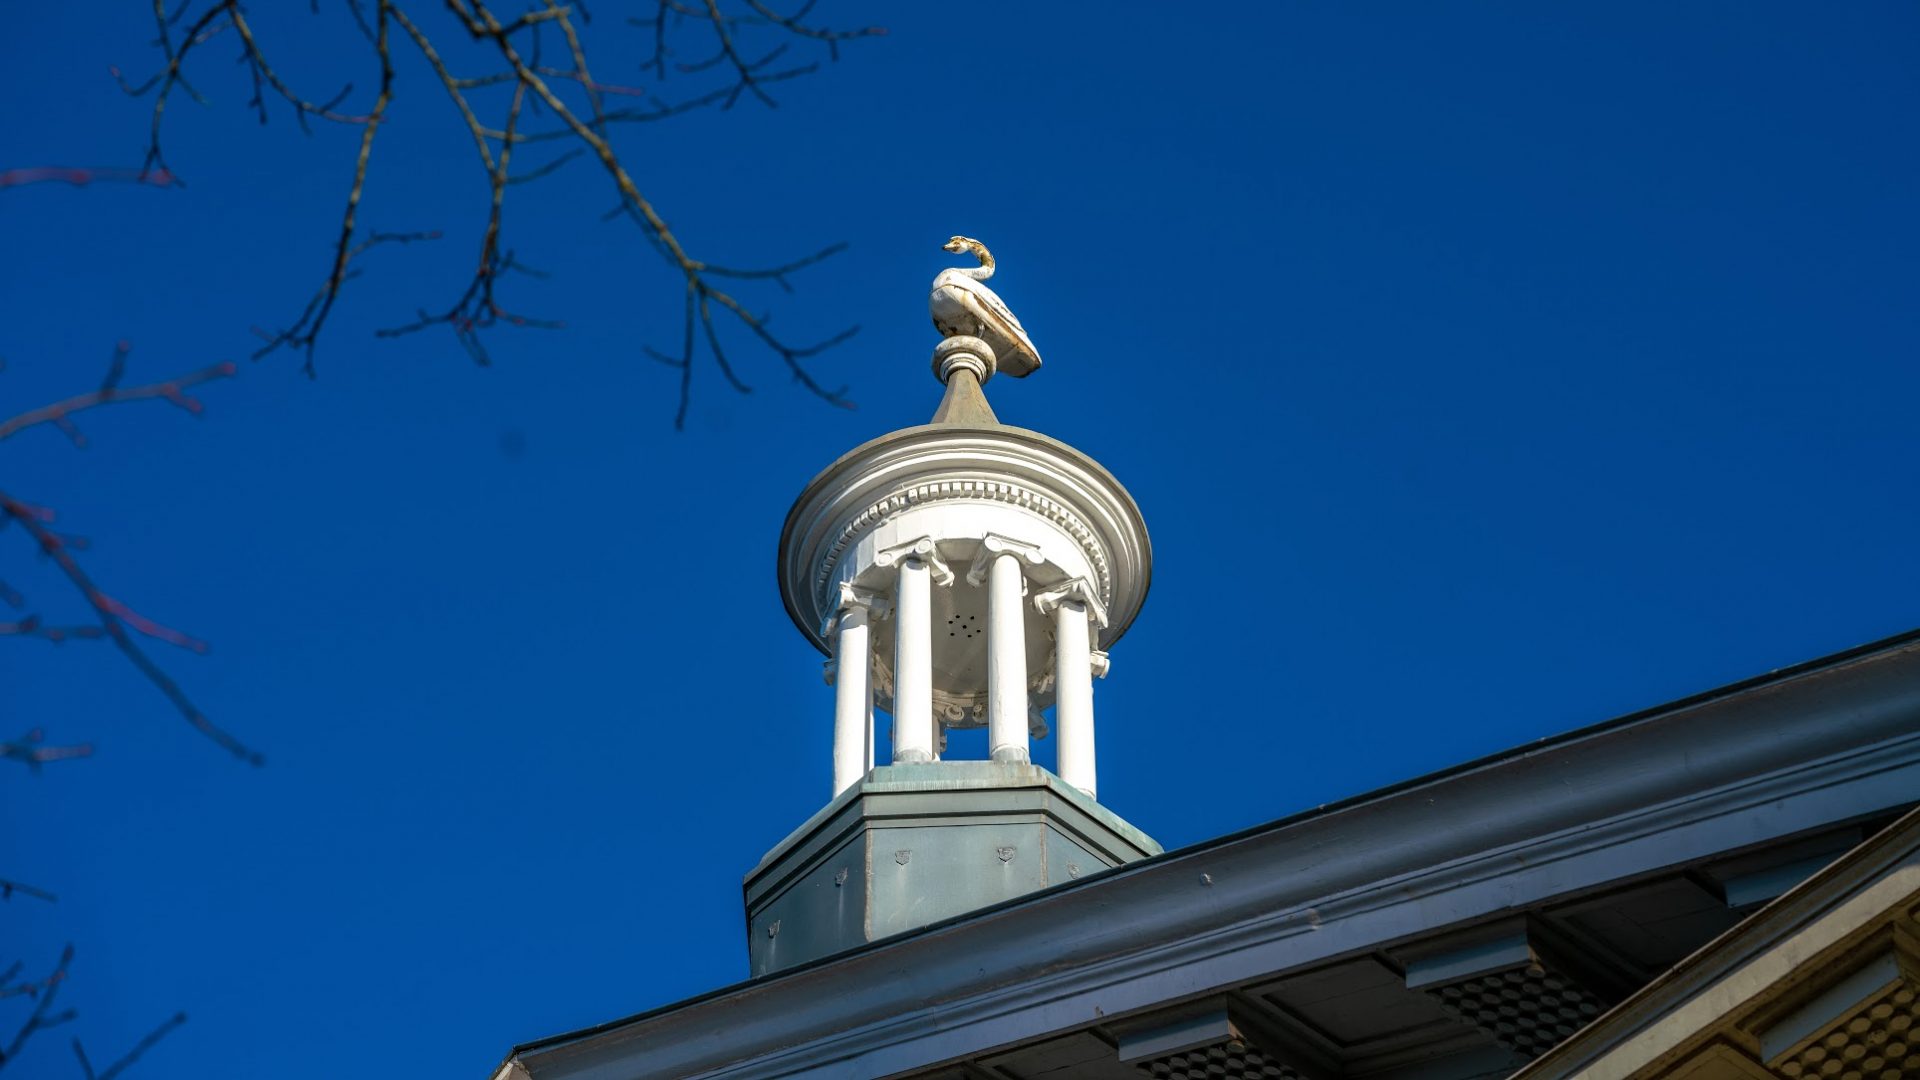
[1510,806,1920,1080]
[776,423,1152,656]
[501,631,1920,1080]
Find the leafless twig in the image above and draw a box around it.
[109,0,877,418]
[374,78,562,364]
[245,1,396,377]
[0,730,95,774]
[0,947,184,1077]
[0,880,58,905]
[73,1013,188,1080]
[0,345,257,765]
[0,945,75,1072]
[448,0,860,425]
[0,342,230,447]
[0,168,177,189]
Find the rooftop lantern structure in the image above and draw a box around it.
[750,238,1161,975]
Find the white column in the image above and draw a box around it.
[830,605,871,797]
[987,553,1030,764]
[892,557,935,764]
[1053,599,1097,799]
[864,675,875,780]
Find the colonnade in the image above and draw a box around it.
[827,547,1105,802]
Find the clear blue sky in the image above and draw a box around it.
[4,3,1918,1077]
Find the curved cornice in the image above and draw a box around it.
[777,423,1152,656]
[815,478,1114,608]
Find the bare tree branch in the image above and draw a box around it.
[0,343,231,446]
[0,947,184,1077]
[246,1,396,377]
[104,0,875,418]
[0,944,75,1072]
[0,880,59,905]
[374,79,562,363]
[0,168,176,189]
[0,955,62,1004]
[448,0,858,425]
[73,1012,187,1080]
[0,730,95,774]
[115,0,368,181]
[0,346,257,765]
[0,492,257,766]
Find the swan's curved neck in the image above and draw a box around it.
[963,243,995,282]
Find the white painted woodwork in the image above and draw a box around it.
[777,257,1153,801]
[831,607,871,796]
[987,553,1030,764]
[1053,599,1096,798]
[893,558,935,764]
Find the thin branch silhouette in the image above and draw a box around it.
[73,1012,188,1080]
[0,946,185,1077]
[107,1,879,422]
[0,345,257,765]
[0,168,176,189]
[0,880,58,905]
[0,730,95,774]
[0,945,75,1072]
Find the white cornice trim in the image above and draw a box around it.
[777,424,1153,656]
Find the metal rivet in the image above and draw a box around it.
[895,850,911,865]
[1200,873,1214,886]
[767,920,781,938]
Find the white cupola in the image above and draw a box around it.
[748,239,1160,975]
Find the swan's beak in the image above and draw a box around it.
[942,241,963,253]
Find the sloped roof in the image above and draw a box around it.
[494,629,1920,1080]
[1510,805,1920,1080]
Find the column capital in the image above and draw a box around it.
[1090,650,1111,679]
[965,534,1045,588]
[874,537,954,587]
[1032,577,1109,630]
[818,582,891,639]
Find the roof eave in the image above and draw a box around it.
[502,629,1920,1079]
